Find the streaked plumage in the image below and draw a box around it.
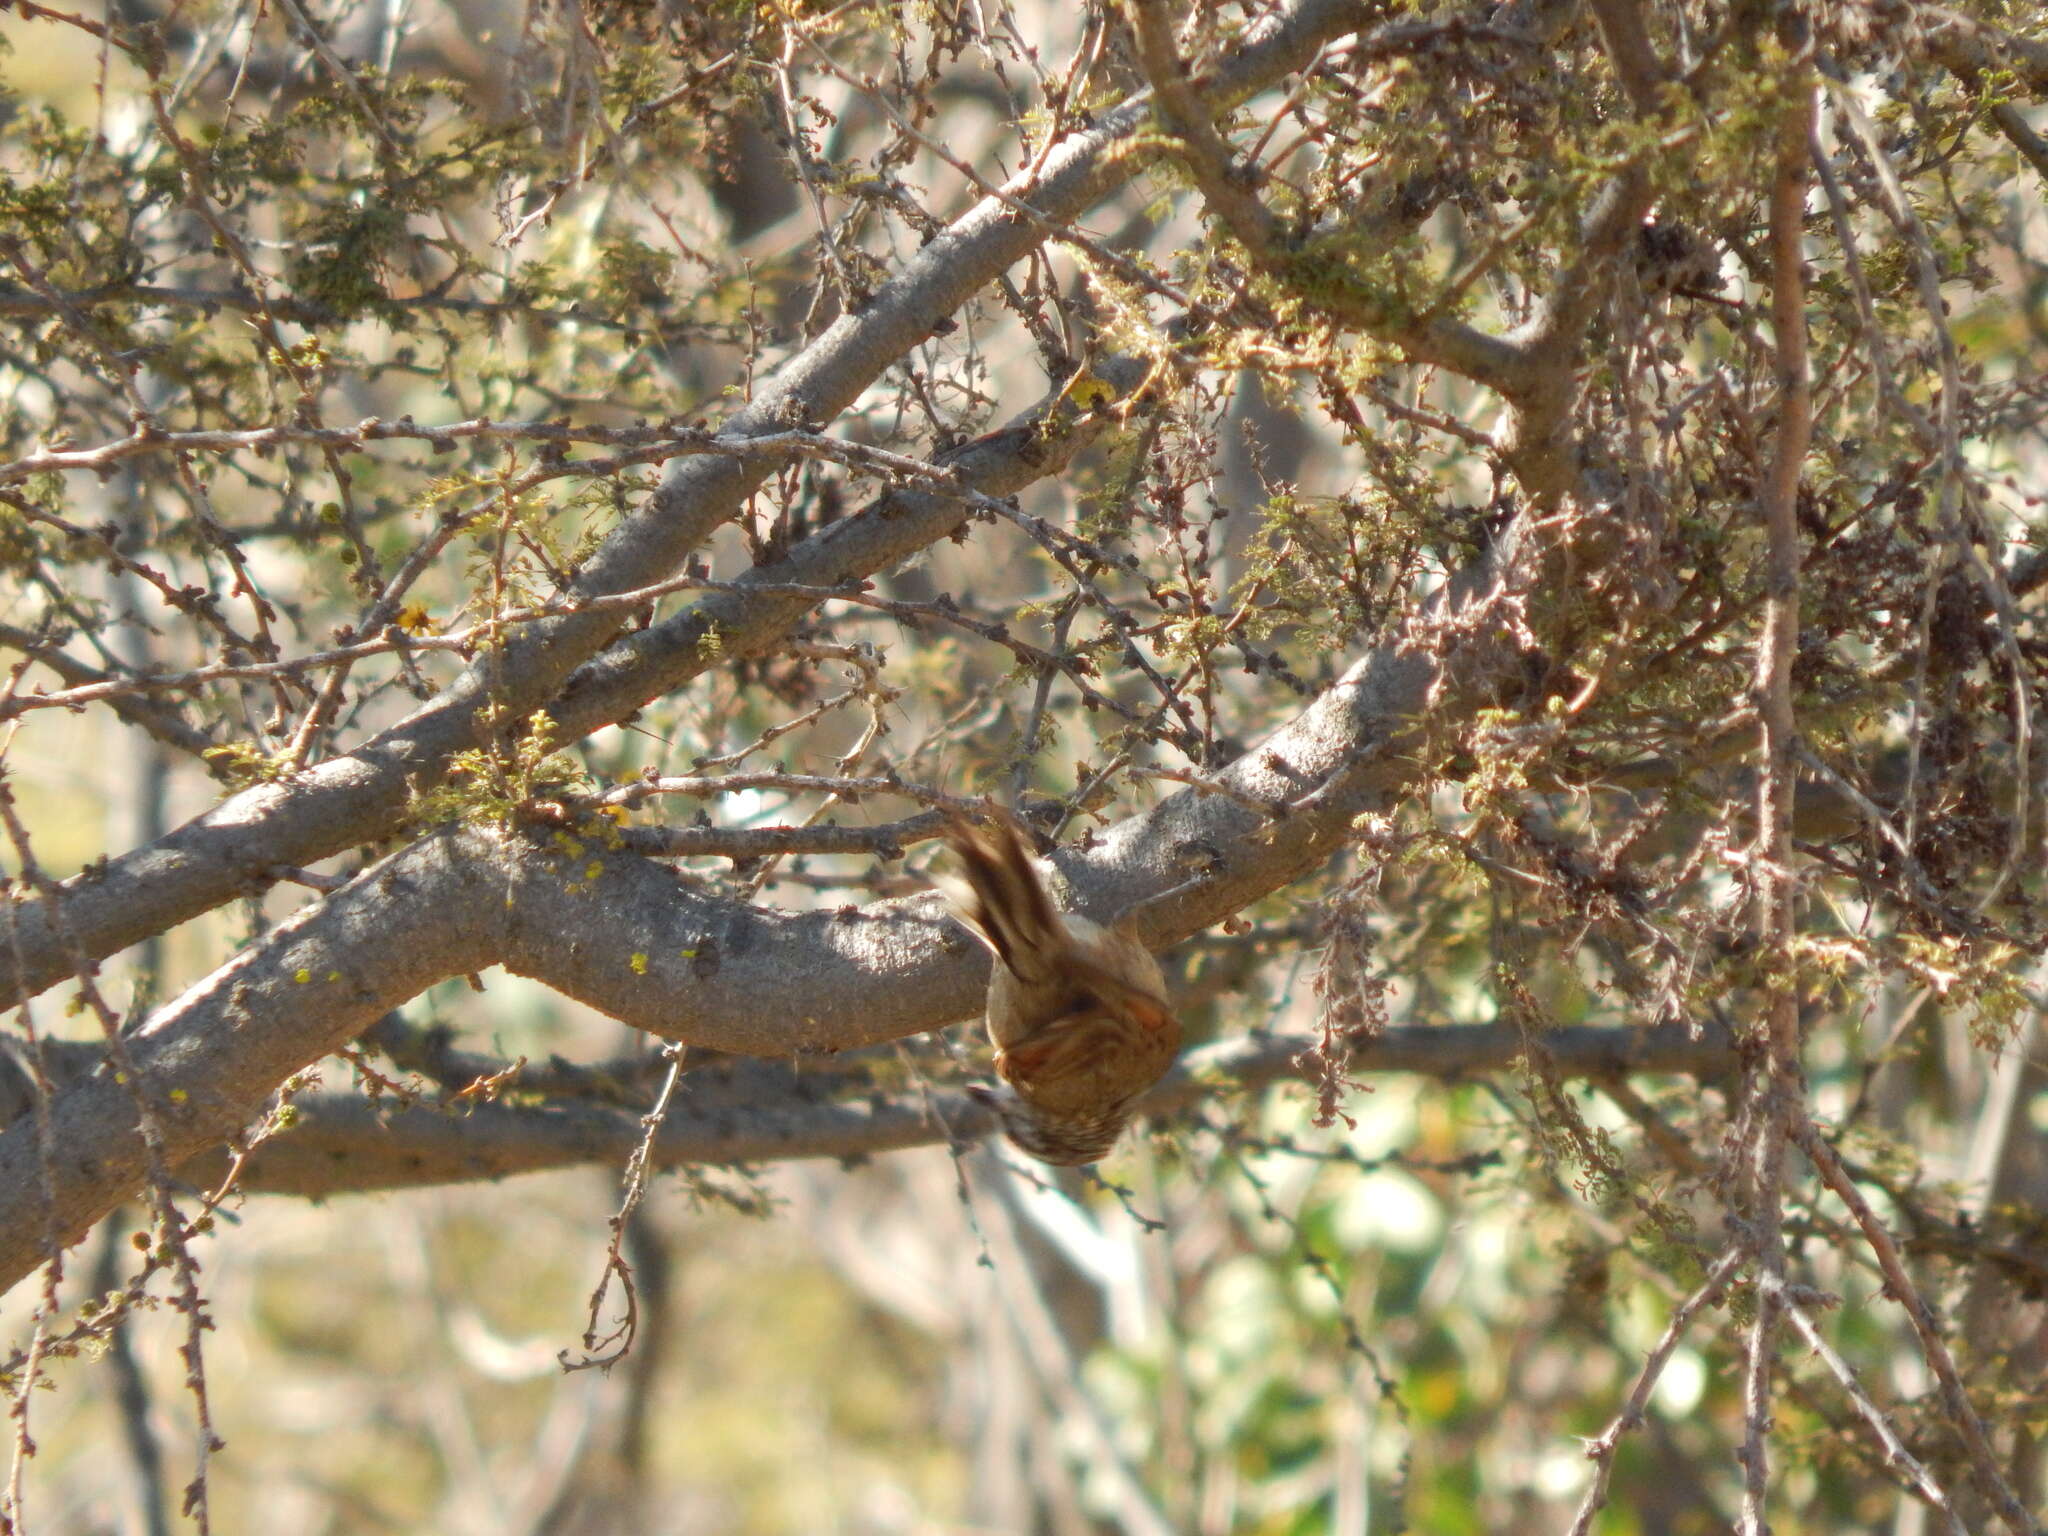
[936,814,1180,1165]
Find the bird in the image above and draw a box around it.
[935,812,1180,1166]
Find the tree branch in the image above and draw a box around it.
[0,0,1375,1009]
[0,513,1567,1298]
[187,1019,1736,1197]
[1738,55,1816,1536]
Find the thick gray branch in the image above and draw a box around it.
[0,830,503,1291]
[190,1021,1736,1196]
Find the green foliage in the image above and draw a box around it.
[408,710,588,827]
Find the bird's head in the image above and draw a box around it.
[965,1081,1130,1167]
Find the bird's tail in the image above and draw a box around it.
[934,813,1068,986]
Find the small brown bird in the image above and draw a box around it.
[937,813,1180,1166]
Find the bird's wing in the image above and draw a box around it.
[995,996,1179,1114]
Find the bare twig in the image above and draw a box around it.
[1568,1247,1744,1536]
[1737,52,1816,1536]
[1796,1124,2037,1536]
